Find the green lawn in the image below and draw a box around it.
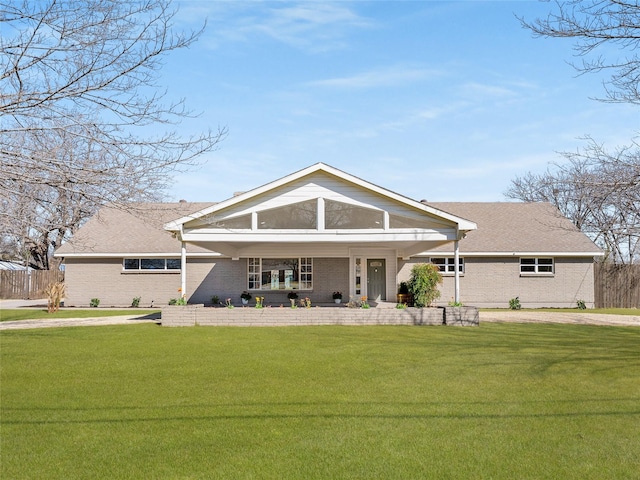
[1,324,639,479]
[0,308,160,322]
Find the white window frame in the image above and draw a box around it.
[247,257,313,291]
[520,257,554,275]
[430,257,464,275]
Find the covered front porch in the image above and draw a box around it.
[165,164,477,306]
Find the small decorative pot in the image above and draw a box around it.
[334,298,341,304]
[241,298,249,305]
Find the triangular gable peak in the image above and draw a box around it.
[165,164,476,243]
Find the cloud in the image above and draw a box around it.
[459,82,520,99]
[183,1,372,53]
[307,66,442,89]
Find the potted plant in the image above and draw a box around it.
[241,291,252,305]
[397,282,411,305]
[287,291,298,307]
[332,291,342,304]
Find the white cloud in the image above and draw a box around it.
[182,1,372,52]
[307,66,442,89]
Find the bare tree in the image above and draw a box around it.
[0,0,225,269]
[505,138,640,264]
[512,1,640,264]
[519,0,640,105]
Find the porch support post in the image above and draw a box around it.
[454,237,460,304]
[181,241,187,299]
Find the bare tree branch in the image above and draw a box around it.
[518,0,640,105]
[0,0,226,269]
[505,138,640,264]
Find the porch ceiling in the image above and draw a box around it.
[187,239,456,258]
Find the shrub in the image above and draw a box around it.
[131,296,141,308]
[44,282,65,313]
[211,295,220,306]
[509,297,521,310]
[360,296,370,309]
[408,263,442,307]
[90,298,100,308]
[287,291,298,300]
[577,299,587,310]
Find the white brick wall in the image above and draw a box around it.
[398,256,596,308]
[64,255,596,308]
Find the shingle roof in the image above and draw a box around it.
[427,202,602,254]
[55,203,214,256]
[55,201,602,257]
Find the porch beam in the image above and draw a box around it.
[181,241,187,300]
[454,238,460,304]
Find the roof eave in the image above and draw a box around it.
[164,163,478,231]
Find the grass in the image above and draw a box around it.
[1,323,639,479]
[0,308,160,322]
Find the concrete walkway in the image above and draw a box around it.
[0,299,160,330]
[480,310,640,327]
[0,314,160,330]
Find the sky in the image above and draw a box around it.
[160,0,638,203]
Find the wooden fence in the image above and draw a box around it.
[594,263,640,309]
[0,270,64,300]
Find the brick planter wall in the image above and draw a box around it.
[443,306,480,326]
[161,305,466,327]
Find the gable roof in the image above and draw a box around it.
[55,203,214,257]
[54,178,602,258]
[164,163,477,232]
[426,202,603,256]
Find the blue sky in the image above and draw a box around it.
[162,1,638,203]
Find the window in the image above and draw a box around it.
[123,258,180,271]
[389,213,435,229]
[247,258,312,290]
[206,214,251,229]
[430,257,464,274]
[257,200,317,229]
[520,257,554,274]
[325,200,384,229]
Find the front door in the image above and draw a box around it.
[367,259,386,302]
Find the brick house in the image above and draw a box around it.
[55,163,602,308]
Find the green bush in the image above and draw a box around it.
[577,299,587,310]
[131,296,141,308]
[509,297,521,310]
[408,263,442,307]
[89,298,100,308]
